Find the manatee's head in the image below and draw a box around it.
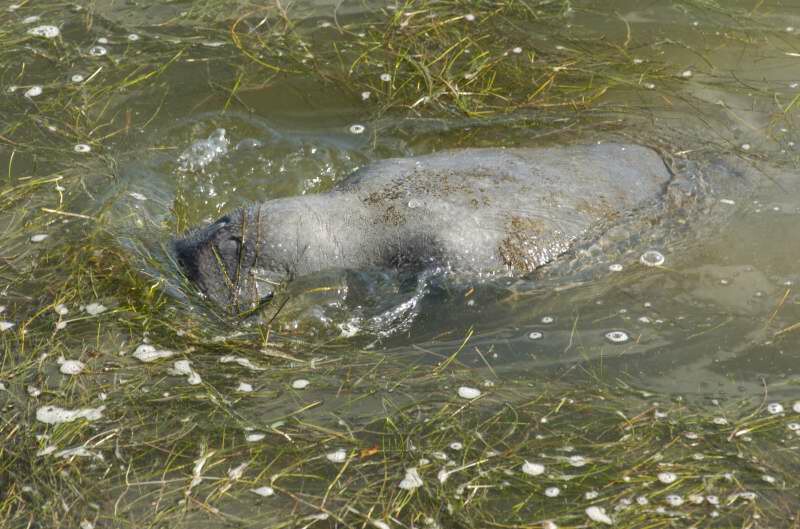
[173,208,285,314]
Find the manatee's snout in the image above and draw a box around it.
[173,209,277,313]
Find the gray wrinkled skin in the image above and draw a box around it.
[174,143,681,312]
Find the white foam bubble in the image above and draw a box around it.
[245,432,266,442]
[521,461,545,476]
[85,302,106,315]
[688,494,704,504]
[24,86,42,98]
[237,382,253,392]
[291,379,310,389]
[168,360,201,385]
[665,494,683,507]
[58,359,85,375]
[218,355,265,371]
[0,321,15,331]
[36,405,105,424]
[640,250,665,267]
[457,386,481,399]
[133,344,175,362]
[380,73,392,82]
[30,233,48,242]
[227,462,248,480]
[568,455,587,467]
[398,467,423,490]
[88,45,107,56]
[767,402,784,414]
[349,124,366,135]
[74,144,91,153]
[326,448,347,463]
[657,471,677,484]
[604,330,630,344]
[250,486,274,497]
[28,25,60,38]
[544,486,560,497]
[585,506,613,525]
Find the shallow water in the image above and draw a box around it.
[107,0,800,399]
[2,0,800,527]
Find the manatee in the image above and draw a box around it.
[173,142,736,313]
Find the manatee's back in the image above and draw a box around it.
[338,143,672,273]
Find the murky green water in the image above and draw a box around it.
[2,1,800,528]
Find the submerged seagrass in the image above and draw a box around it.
[174,142,719,311]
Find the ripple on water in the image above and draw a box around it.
[177,128,229,172]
